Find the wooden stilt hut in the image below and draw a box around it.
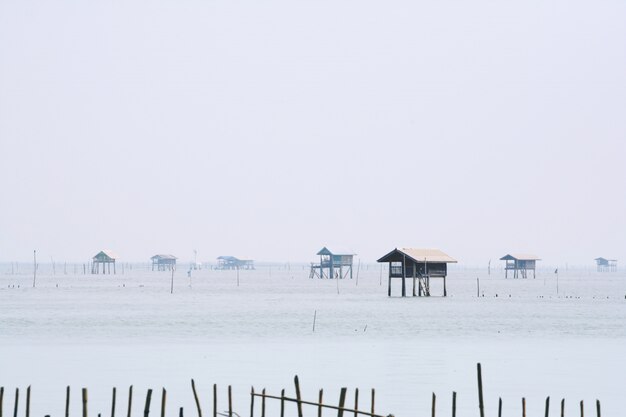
[595,257,617,272]
[377,248,457,297]
[309,247,355,279]
[91,250,117,274]
[151,254,177,271]
[500,254,540,278]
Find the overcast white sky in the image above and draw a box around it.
[0,0,625,264]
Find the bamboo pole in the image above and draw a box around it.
[281,389,286,417]
[143,390,152,417]
[66,387,70,417]
[595,400,600,417]
[354,389,359,417]
[191,380,202,417]
[0,386,4,417]
[112,388,117,417]
[294,376,303,417]
[498,398,502,417]
[250,387,254,417]
[337,388,347,417]
[561,399,564,417]
[545,397,550,417]
[26,386,30,417]
[452,392,456,417]
[261,389,265,417]
[228,386,233,417]
[160,389,166,417]
[370,390,374,416]
[127,386,133,417]
[82,388,88,417]
[431,393,436,417]
[212,385,217,417]
[522,398,526,417]
[12,389,17,417]
[180,409,183,417]
[318,390,323,417]
[477,364,485,417]
[580,401,583,417]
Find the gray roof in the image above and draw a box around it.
[93,250,117,260]
[151,254,177,260]
[378,248,457,263]
[317,247,356,256]
[500,254,541,261]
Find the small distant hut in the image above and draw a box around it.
[595,257,617,272]
[92,250,117,274]
[151,254,177,271]
[377,248,457,297]
[216,256,255,270]
[309,247,355,279]
[500,254,540,279]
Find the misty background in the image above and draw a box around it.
[0,0,624,264]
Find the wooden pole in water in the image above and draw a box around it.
[370,389,375,416]
[25,387,30,417]
[250,387,254,417]
[82,388,88,417]
[498,397,502,417]
[476,278,480,297]
[212,385,217,417]
[170,267,175,294]
[228,386,233,417]
[191,380,202,417]
[522,398,526,417]
[294,376,303,417]
[12,388,17,417]
[179,408,183,417]
[431,393,436,417]
[580,401,584,417]
[127,386,133,417]
[261,389,266,417]
[66,387,70,417]
[560,399,564,417]
[1,386,4,417]
[112,388,117,417]
[545,397,550,417]
[595,400,600,417]
[337,388,347,417]
[160,389,166,417]
[143,389,152,417]
[354,389,359,417]
[452,392,456,417]
[318,390,323,417]
[477,364,485,417]
[281,389,285,417]
[313,310,317,332]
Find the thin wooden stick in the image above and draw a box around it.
[0,386,4,417]
[112,388,117,417]
[431,393,436,417]
[294,377,303,417]
[561,399,565,417]
[179,408,183,417]
[191,380,202,417]
[281,389,285,417]
[354,389,359,417]
[25,387,30,417]
[580,401,584,417]
[595,400,600,417]
[82,388,88,417]
[522,398,526,417]
[261,389,266,417]
[127,386,133,417]
[370,389,374,416]
[228,386,232,417]
[66,387,70,417]
[498,398,502,417]
[545,397,550,417]
[477,364,485,417]
[318,390,323,417]
[452,392,456,417]
[337,388,347,417]
[250,387,254,417]
[212,385,217,417]
[160,389,166,417]
[143,390,152,417]
[249,393,385,417]
[12,389,18,417]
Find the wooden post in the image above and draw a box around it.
[370,389,375,416]
[580,401,584,417]
[160,389,166,417]
[476,278,480,297]
[127,386,133,417]
[354,389,359,417]
[318,390,323,417]
[522,398,526,417]
[498,397,502,417]
[143,390,152,417]
[0,386,4,417]
[228,386,232,417]
[82,388,88,417]
[212,385,217,417]
[545,397,550,417]
[401,254,406,297]
[25,386,30,417]
[65,386,70,417]
[431,393,436,417]
[112,388,117,417]
[180,409,183,417]
[261,389,266,417]
[12,389,17,417]
[388,274,391,297]
[595,400,600,417]
[561,399,564,417]
[412,266,416,297]
[443,275,447,297]
[281,389,286,417]
[337,388,347,417]
[294,377,304,417]
[191,380,202,417]
[452,392,456,417]
[477,364,485,417]
[250,387,254,417]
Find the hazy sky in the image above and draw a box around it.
[1,0,624,264]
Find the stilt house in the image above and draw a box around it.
[309,247,355,279]
[151,254,177,271]
[595,257,617,272]
[500,254,540,278]
[216,256,255,270]
[377,248,457,297]
[92,250,117,274]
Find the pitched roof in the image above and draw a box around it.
[317,247,356,256]
[151,254,177,260]
[500,254,541,261]
[93,250,117,260]
[377,248,457,263]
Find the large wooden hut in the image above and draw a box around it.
[151,254,177,271]
[595,257,617,272]
[92,250,117,274]
[500,254,540,278]
[216,256,255,270]
[377,248,457,297]
[309,247,355,279]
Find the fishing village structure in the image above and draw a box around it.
[216,256,255,270]
[309,247,355,279]
[91,250,116,274]
[151,254,177,271]
[500,254,540,278]
[377,248,457,297]
[595,257,617,272]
